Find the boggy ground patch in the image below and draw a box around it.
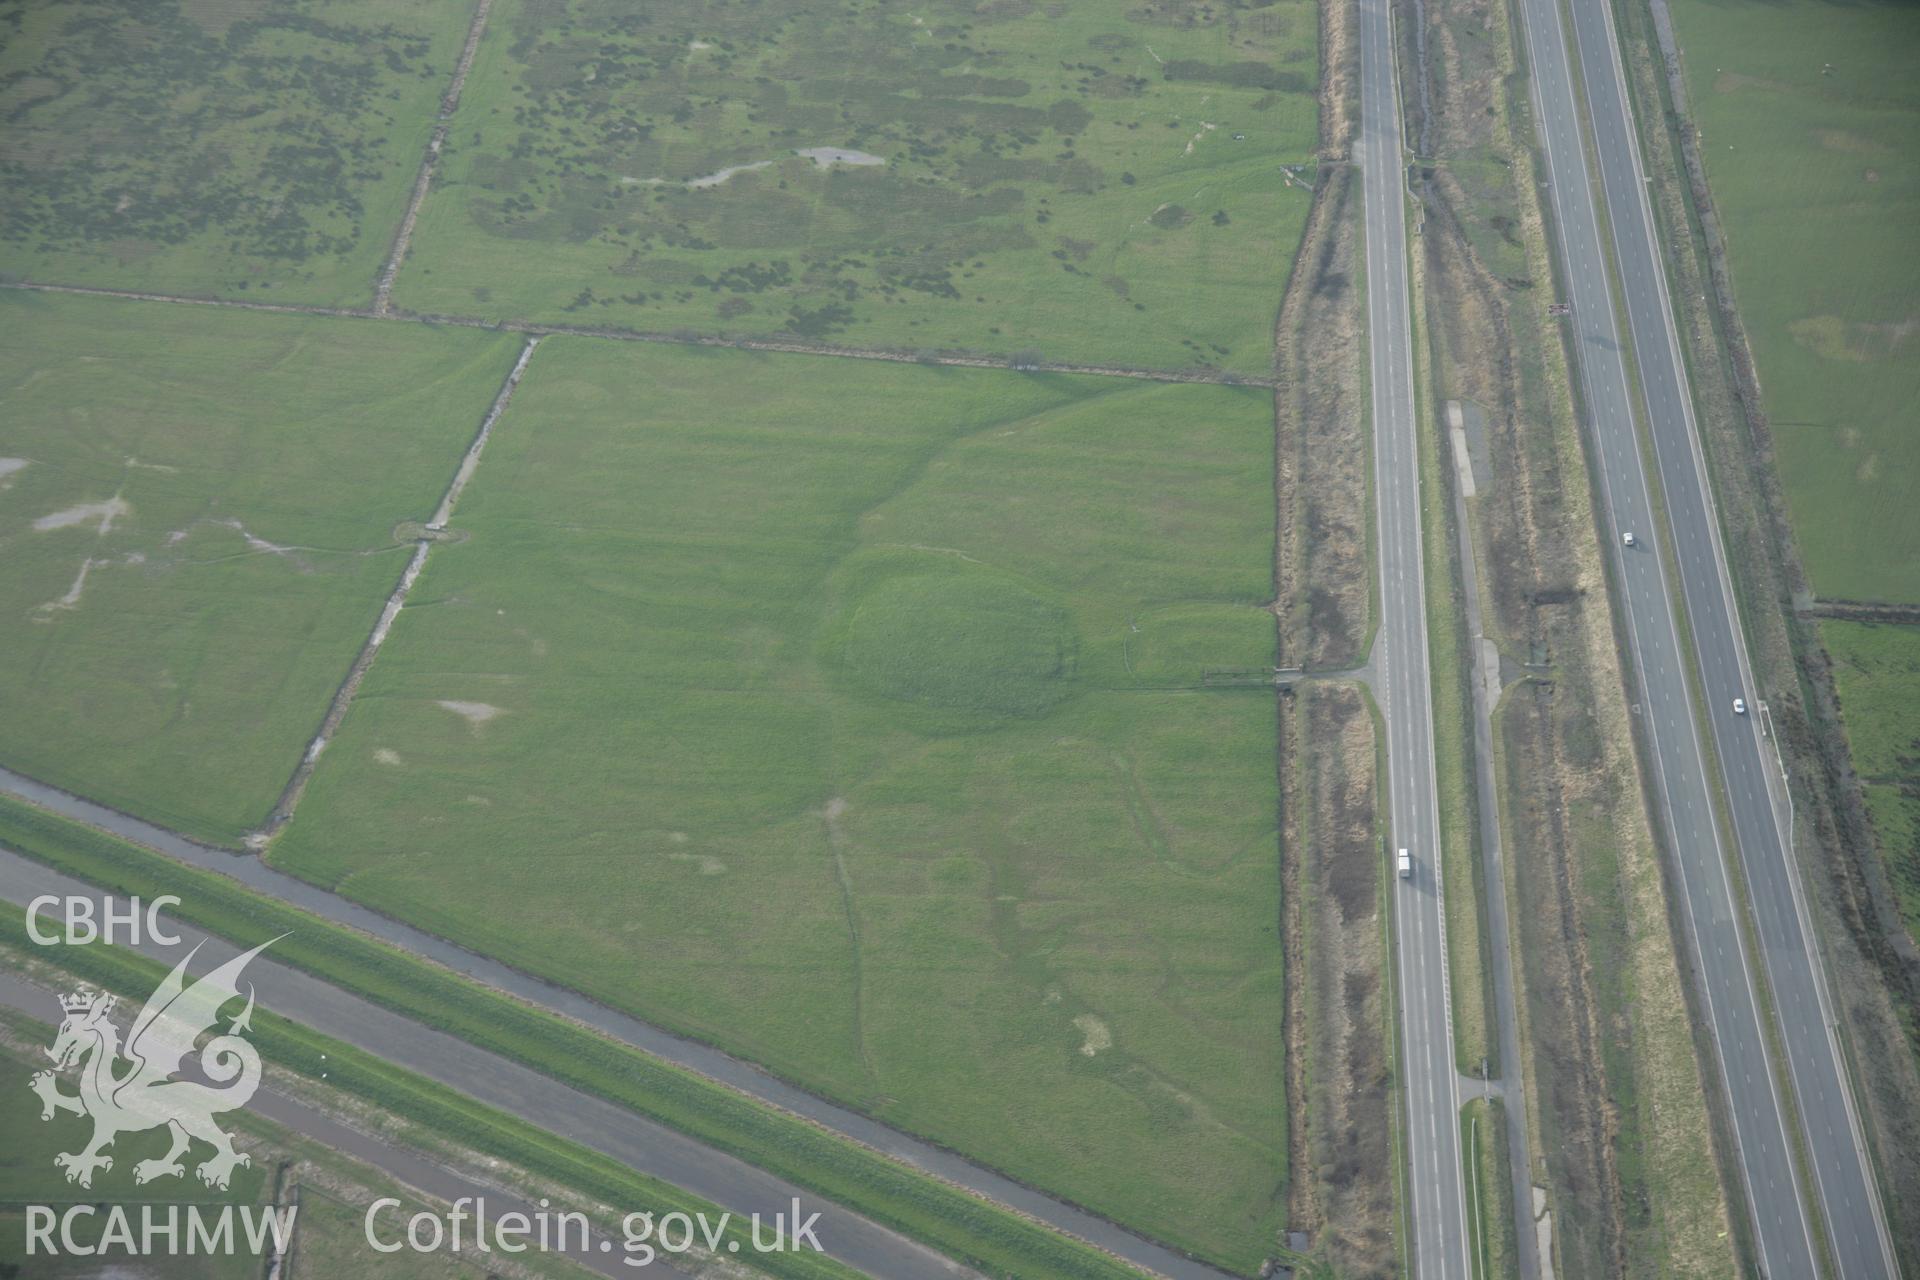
[394,0,1319,372]
[0,0,481,303]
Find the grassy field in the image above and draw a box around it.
[391,0,1318,373]
[1823,620,1920,938]
[0,290,520,842]
[269,338,1287,1267]
[1668,0,1920,605]
[0,1026,598,1280]
[0,0,479,305]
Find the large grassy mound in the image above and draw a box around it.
[835,562,1079,724]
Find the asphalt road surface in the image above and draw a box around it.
[1562,7,1898,1275]
[1356,0,1472,1275]
[0,849,978,1280]
[1516,0,1896,1273]
[0,970,676,1280]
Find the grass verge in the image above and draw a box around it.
[1287,682,1396,1274]
[1459,1097,1514,1280]
[1405,165,1493,1078]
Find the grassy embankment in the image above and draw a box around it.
[1273,3,1396,1272]
[1287,683,1396,1275]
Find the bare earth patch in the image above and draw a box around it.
[34,558,97,618]
[33,496,129,534]
[437,700,505,731]
[1072,1013,1113,1057]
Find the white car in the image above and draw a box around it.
[1622,530,1636,547]
[1732,697,1747,715]
[1397,847,1413,878]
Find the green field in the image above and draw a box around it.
[0,0,480,305]
[1823,620,1920,938]
[0,290,519,842]
[1670,0,1920,604]
[391,0,1318,373]
[269,339,1287,1266]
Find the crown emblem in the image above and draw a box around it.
[34,938,279,1193]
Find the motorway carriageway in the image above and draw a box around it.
[1515,0,1897,1272]
[1356,0,1474,1275]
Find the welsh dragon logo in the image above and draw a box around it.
[29,938,280,1190]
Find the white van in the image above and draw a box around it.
[1397,848,1413,878]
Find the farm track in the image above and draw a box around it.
[374,0,497,316]
[1,280,1278,390]
[253,336,544,843]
